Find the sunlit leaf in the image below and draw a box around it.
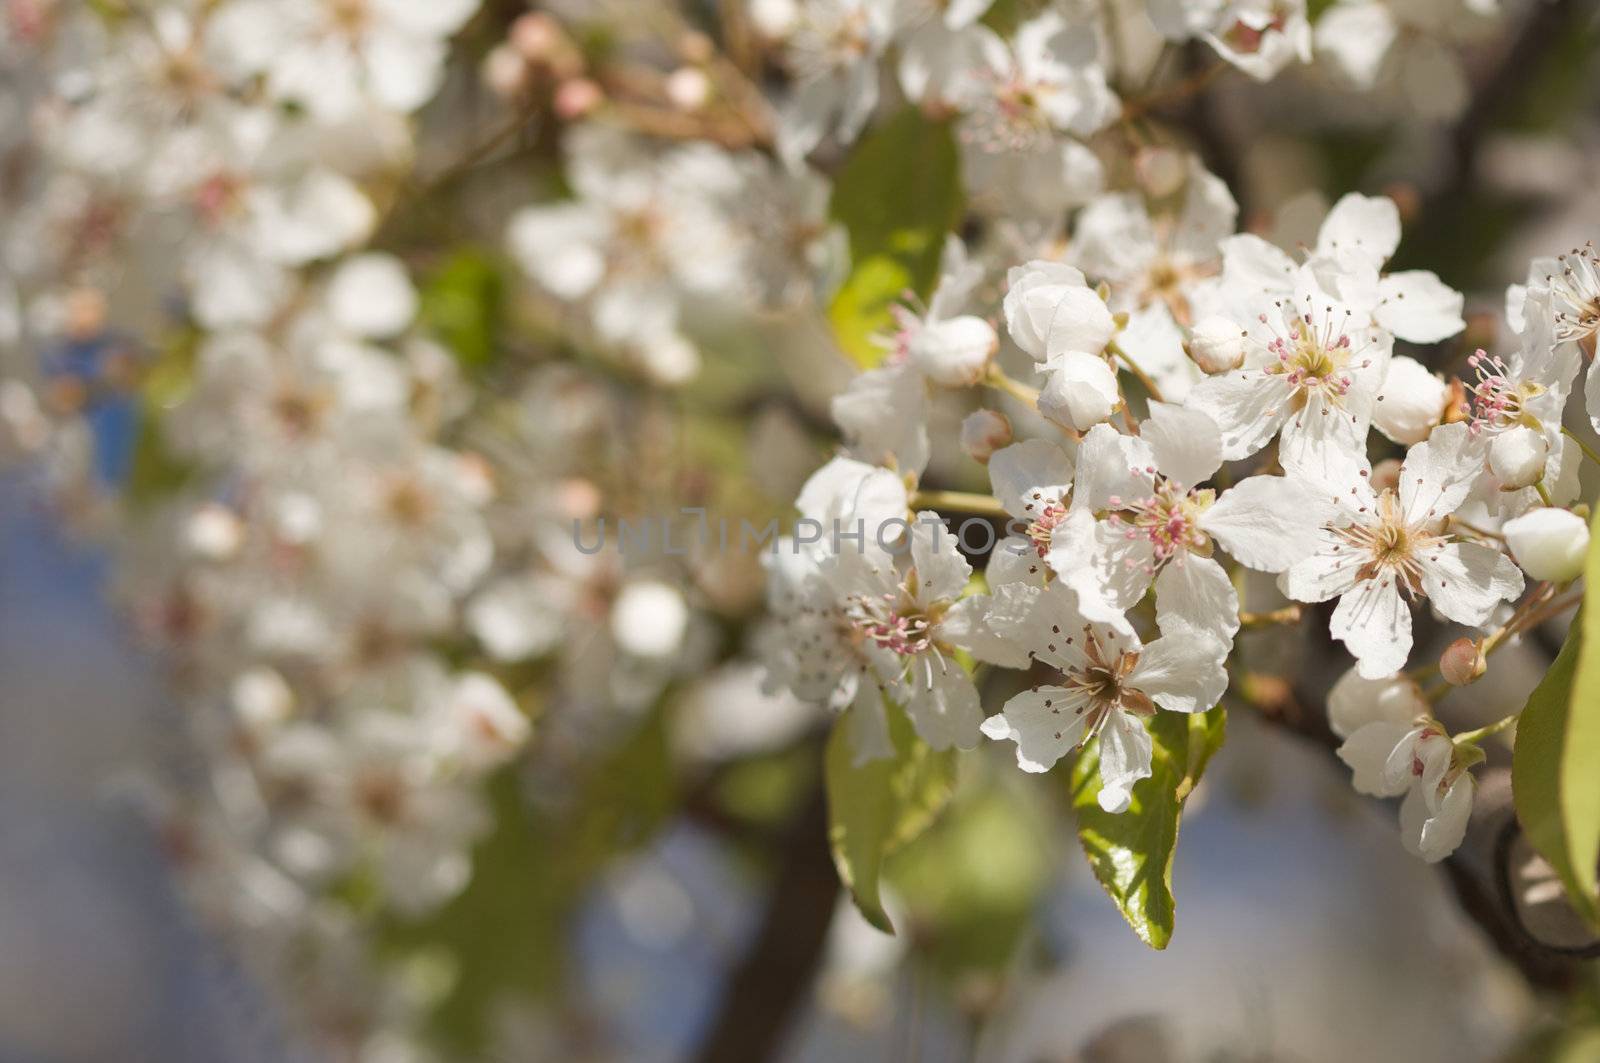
[1070,707,1226,949]
[418,247,506,374]
[1513,504,1600,929]
[826,108,962,366]
[825,703,959,933]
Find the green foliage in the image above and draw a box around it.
[390,705,678,1053]
[418,247,507,374]
[1070,707,1227,949]
[889,772,1053,976]
[825,703,959,933]
[826,109,963,366]
[1513,506,1600,929]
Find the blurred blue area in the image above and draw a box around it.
[0,471,290,1063]
[41,335,140,489]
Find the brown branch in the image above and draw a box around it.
[690,779,838,1063]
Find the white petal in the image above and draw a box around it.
[988,438,1073,520]
[1128,632,1228,713]
[1071,423,1154,510]
[1202,475,1332,572]
[364,28,446,113]
[1313,1,1396,88]
[1316,193,1400,267]
[1141,401,1222,487]
[1096,710,1153,814]
[1327,668,1426,738]
[909,511,971,602]
[982,686,1093,772]
[1420,541,1524,628]
[940,596,1032,669]
[1154,553,1239,642]
[1337,721,1416,797]
[1417,774,1473,862]
[1218,234,1297,294]
[1375,271,1465,344]
[1185,368,1292,461]
[326,253,417,338]
[899,660,983,752]
[847,683,895,766]
[1280,536,1364,604]
[1331,577,1412,678]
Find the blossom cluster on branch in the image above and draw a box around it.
[0,0,1595,1056]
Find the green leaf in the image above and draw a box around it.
[1514,589,1600,926]
[826,108,963,367]
[825,704,959,933]
[418,247,506,374]
[1070,707,1226,949]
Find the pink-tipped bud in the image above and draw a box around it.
[1440,637,1486,687]
[510,13,562,61]
[554,78,604,120]
[1370,457,1402,493]
[959,409,1012,465]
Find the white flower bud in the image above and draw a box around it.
[1503,507,1589,582]
[1488,425,1548,490]
[1002,261,1115,362]
[665,67,711,111]
[1370,457,1402,493]
[1372,355,1447,445]
[186,503,243,559]
[1134,146,1188,199]
[1036,352,1119,432]
[1185,315,1246,374]
[910,315,996,387]
[612,581,690,659]
[482,44,530,99]
[959,409,1012,464]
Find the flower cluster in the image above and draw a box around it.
[769,186,1596,860]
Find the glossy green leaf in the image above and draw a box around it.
[826,108,962,366]
[825,704,959,933]
[1070,706,1226,950]
[1513,503,1600,928]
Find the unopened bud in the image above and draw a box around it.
[1134,146,1187,199]
[665,66,712,111]
[1037,352,1120,432]
[554,78,604,120]
[510,13,562,61]
[481,44,530,100]
[1503,507,1589,582]
[679,31,715,64]
[1372,355,1446,445]
[1440,637,1485,686]
[960,409,1013,465]
[1370,457,1402,493]
[1488,425,1548,491]
[1185,315,1246,374]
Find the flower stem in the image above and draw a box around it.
[984,366,1040,408]
[1455,712,1519,747]
[1108,340,1166,404]
[1535,480,1554,506]
[1562,425,1600,469]
[909,489,1009,519]
[1239,604,1303,628]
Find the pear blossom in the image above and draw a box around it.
[1281,423,1524,678]
[1064,403,1335,642]
[773,0,898,167]
[985,437,1078,590]
[957,10,1119,150]
[825,514,1027,753]
[1328,668,1474,862]
[980,582,1228,811]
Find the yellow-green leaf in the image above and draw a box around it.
[824,704,958,933]
[826,109,962,366]
[1513,505,1600,929]
[1070,707,1226,949]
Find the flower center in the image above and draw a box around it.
[1549,242,1600,353]
[1262,300,1365,407]
[845,591,933,657]
[1336,490,1443,597]
[1056,625,1154,735]
[962,70,1052,153]
[1464,348,1543,434]
[1106,476,1213,571]
[1025,501,1070,557]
